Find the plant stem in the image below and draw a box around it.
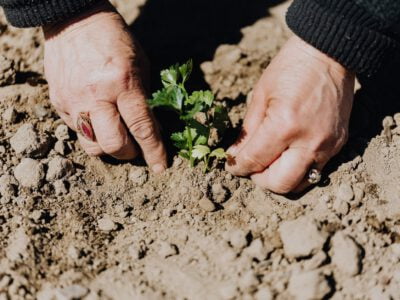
[186,126,194,168]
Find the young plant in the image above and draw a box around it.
[148,60,229,172]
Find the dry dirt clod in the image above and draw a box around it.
[2,107,18,124]
[332,198,350,216]
[10,123,51,158]
[254,286,273,300]
[199,197,216,212]
[228,229,249,250]
[331,231,363,276]
[14,158,45,188]
[97,216,117,232]
[54,124,70,141]
[129,167,148,186]
[6,227,30,262]
[243,238,268,261]
[337,183,354,202]
[303,251,328,271]
[158,241,179,258]
[0,55,16,86]
[239,270,259,293]
[53,180,68,195]
[288,270,331,300]
[211,183,229,203]
[55,285,89,300]
[46,156,75,182]
[0,174,18,198]
[279,216,328,259]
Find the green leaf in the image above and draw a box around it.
[148,86,184,111]
[213,105,229,136]
[186,90,214,107]
[192,145,211,160]
[161,64,179,88]
[179,150,191,160]
[179,60,193,84]
[210,148,227,159]
[180,101,204,121]
[187,119,209,146]
[171,132,187,149]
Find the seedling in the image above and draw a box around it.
[148,60,229,172]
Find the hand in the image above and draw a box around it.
[226,36,355,193]
[43,1,167,173]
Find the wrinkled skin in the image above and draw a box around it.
[43,1,167,173]
[226,35,355,194]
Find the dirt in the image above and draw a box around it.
[1,1,400,300]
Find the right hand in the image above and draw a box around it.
[43,1,167,173]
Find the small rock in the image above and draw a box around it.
[243,238,268,261]
[10,123,51,158]
[332,198,350,216]
[46,156,75,182]
[0,55,16,86]
[254,286,273,300]
[331,231,362,276]
[219,283,237,300]
[199,197,216,212]
[238,270,259,293]
[54,140,67,155]
[0,174,18,198]
[33,104,49,119]
[337,183,354,202]
[303,251,328,271]
[211,183,228,203]
[53,180,68,195]
[55,285,89,300]
[158,241,178,258]
[2,107,18,124]
[6,227,30,262]
[30,210,44,223]
[67,245,80,260]
[14,158,45,188]
[228,229,249,250]
[279,216,327,259]
[288,270,331,300]
[129,168,148,186]
[55,124,70,141]
[97,216,117,232]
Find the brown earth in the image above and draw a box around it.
[1,1,400,300]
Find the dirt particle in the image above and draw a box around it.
[337,183,354,202]
[158,241,179,258]
[46,156,75,182]
[279,216,327,259]
[211,183,228,203]
[0,55,16,86]
[199,197,216,212]
[128,167,148,186]
[55,285,89,300]
[2,107,18,124]
[254,286,273,300]
[243,238,268,261]
[97,216,117,232]
[239,270,259,293]
[228,229,249,250]
[6,227,30,262]
[14,158,45,188]
[0,174,17,199]
[33,104,49,119]
[10,123,51,158]
[332,198,350,216]
[303,251,328,271]
[331,231,363,276]
[55,124,70,141]
[288,270,331,300]
[53,180,68,195]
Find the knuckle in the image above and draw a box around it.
[241,152,265,170]
[129,116,157,143]
[101,140,125,155]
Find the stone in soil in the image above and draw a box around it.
[331,231,363,276]
[238,270,259,293]
[288,270,331,300]
[97,216,117,232]
[279,216,327,259]
[0,55,16,86]
[46,156,75,182]
[2,107,18,124]
[158,241,179,258]
[199,197,216,212]
[254,286,273,300]
[54,140,67,155]
[6,227,30,262]
[228,229,249,250]
[243,238,268,261]
[53,180,68,195]
[336,183,354,202]
[14,158,45,188]
[211,183,228,203]
[55,285,89,300]
[0,174,18,198]
[129,167,148,186]
[55,124,70,141]
[10,123,51,158]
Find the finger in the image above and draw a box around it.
[226,116,288,177]
[292,160,327,193]
[89,101,139,160]
[70,111,104,156]
[117,90,167,173]
[250,147,316,194]
[56,110,75,131]
[227,88,268,156]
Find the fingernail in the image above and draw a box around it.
[152,163,166,174]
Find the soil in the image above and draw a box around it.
[1,1,400,300]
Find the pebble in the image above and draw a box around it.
[6,227,30,262]
[29,210,44,223]
[337,183,354,202]
[158,241,179,258]
[55,285,89,300]
[332,198,350,216]
[211,183,228,203]
[97,216,117,232]
[279,216,327,259]
[46,156,75,182]
[54,140,67,155]
[238,270,259,293]
[128,168,148,186]
[55,124,70,141]
[303,251,328,271]
[331,231,362,276]
[53,180,68,195]
[228,229,249,250]
[14,158,45,188]
[199,197,216,212]
[0,174,17,198]
[243,238,268,261]
[2,107,18,124]
[33,104,49,119]
[0,55,16,86]
[288,270,331,300]
[10,123,50,158]
[219,283,237,300]
[254,286,273,300]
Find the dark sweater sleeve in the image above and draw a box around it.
[0,0,101,28]
[286,0,400,75]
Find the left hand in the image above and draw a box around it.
[225,36,355,194]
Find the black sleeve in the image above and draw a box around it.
[286,0,400,76]
[0,0,101,28]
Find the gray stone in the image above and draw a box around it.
[199,197,216,212]
[337,183,354,202]
[279,216,327,259]
[6,227,30,262]
[10,123,50,158]
[55,125,70,141]
[97,216,117,232]
[0,174,18,198]
[54,140,67,155]
[288,270,331,300]
[53,180,68,195]
[331,231,362,276]
[14,158,45,188]
[2,107,17,124]
[46,156,75,182]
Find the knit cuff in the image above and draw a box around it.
[286,0,399,75]
[1,0,102,28]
